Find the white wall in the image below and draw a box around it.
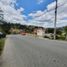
[37,29,45,37]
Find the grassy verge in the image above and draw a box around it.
[0,39,5,55]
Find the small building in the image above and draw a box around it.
[37,28,45,37]
[33,27,45,37]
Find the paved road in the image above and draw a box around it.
[1,35,67,67]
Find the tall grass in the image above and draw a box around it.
[0,39,5,55]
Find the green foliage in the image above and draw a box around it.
[47,28,54,33]
[63,26,67,40]
[64,26,67,32]
[0,20,67,40]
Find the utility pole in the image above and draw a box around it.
[54,0,58,40]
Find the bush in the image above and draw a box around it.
[44,36,50,38]
[56,35,65,40]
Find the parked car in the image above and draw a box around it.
[21,32,26,35]
[0,32,6,38]
[44,33,54,39]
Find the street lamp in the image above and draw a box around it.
[54,0,58,40]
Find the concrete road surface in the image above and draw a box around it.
[1,35,67,67]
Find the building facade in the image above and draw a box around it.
[33,27,45,37]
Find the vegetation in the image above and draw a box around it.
[0,20,67,40]
[63,26,67,40]
[44,27,67,40]
[0,38,5,55]
[0,20,39,34]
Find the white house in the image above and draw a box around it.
[33,27,45,37]
[37,28,45,37]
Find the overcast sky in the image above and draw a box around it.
[0,0,67,28]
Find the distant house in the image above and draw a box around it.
[33,27,45,37]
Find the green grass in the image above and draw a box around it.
[0,39,5,55]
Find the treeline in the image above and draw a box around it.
[0,20,40,34]
[0,20,67,40]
